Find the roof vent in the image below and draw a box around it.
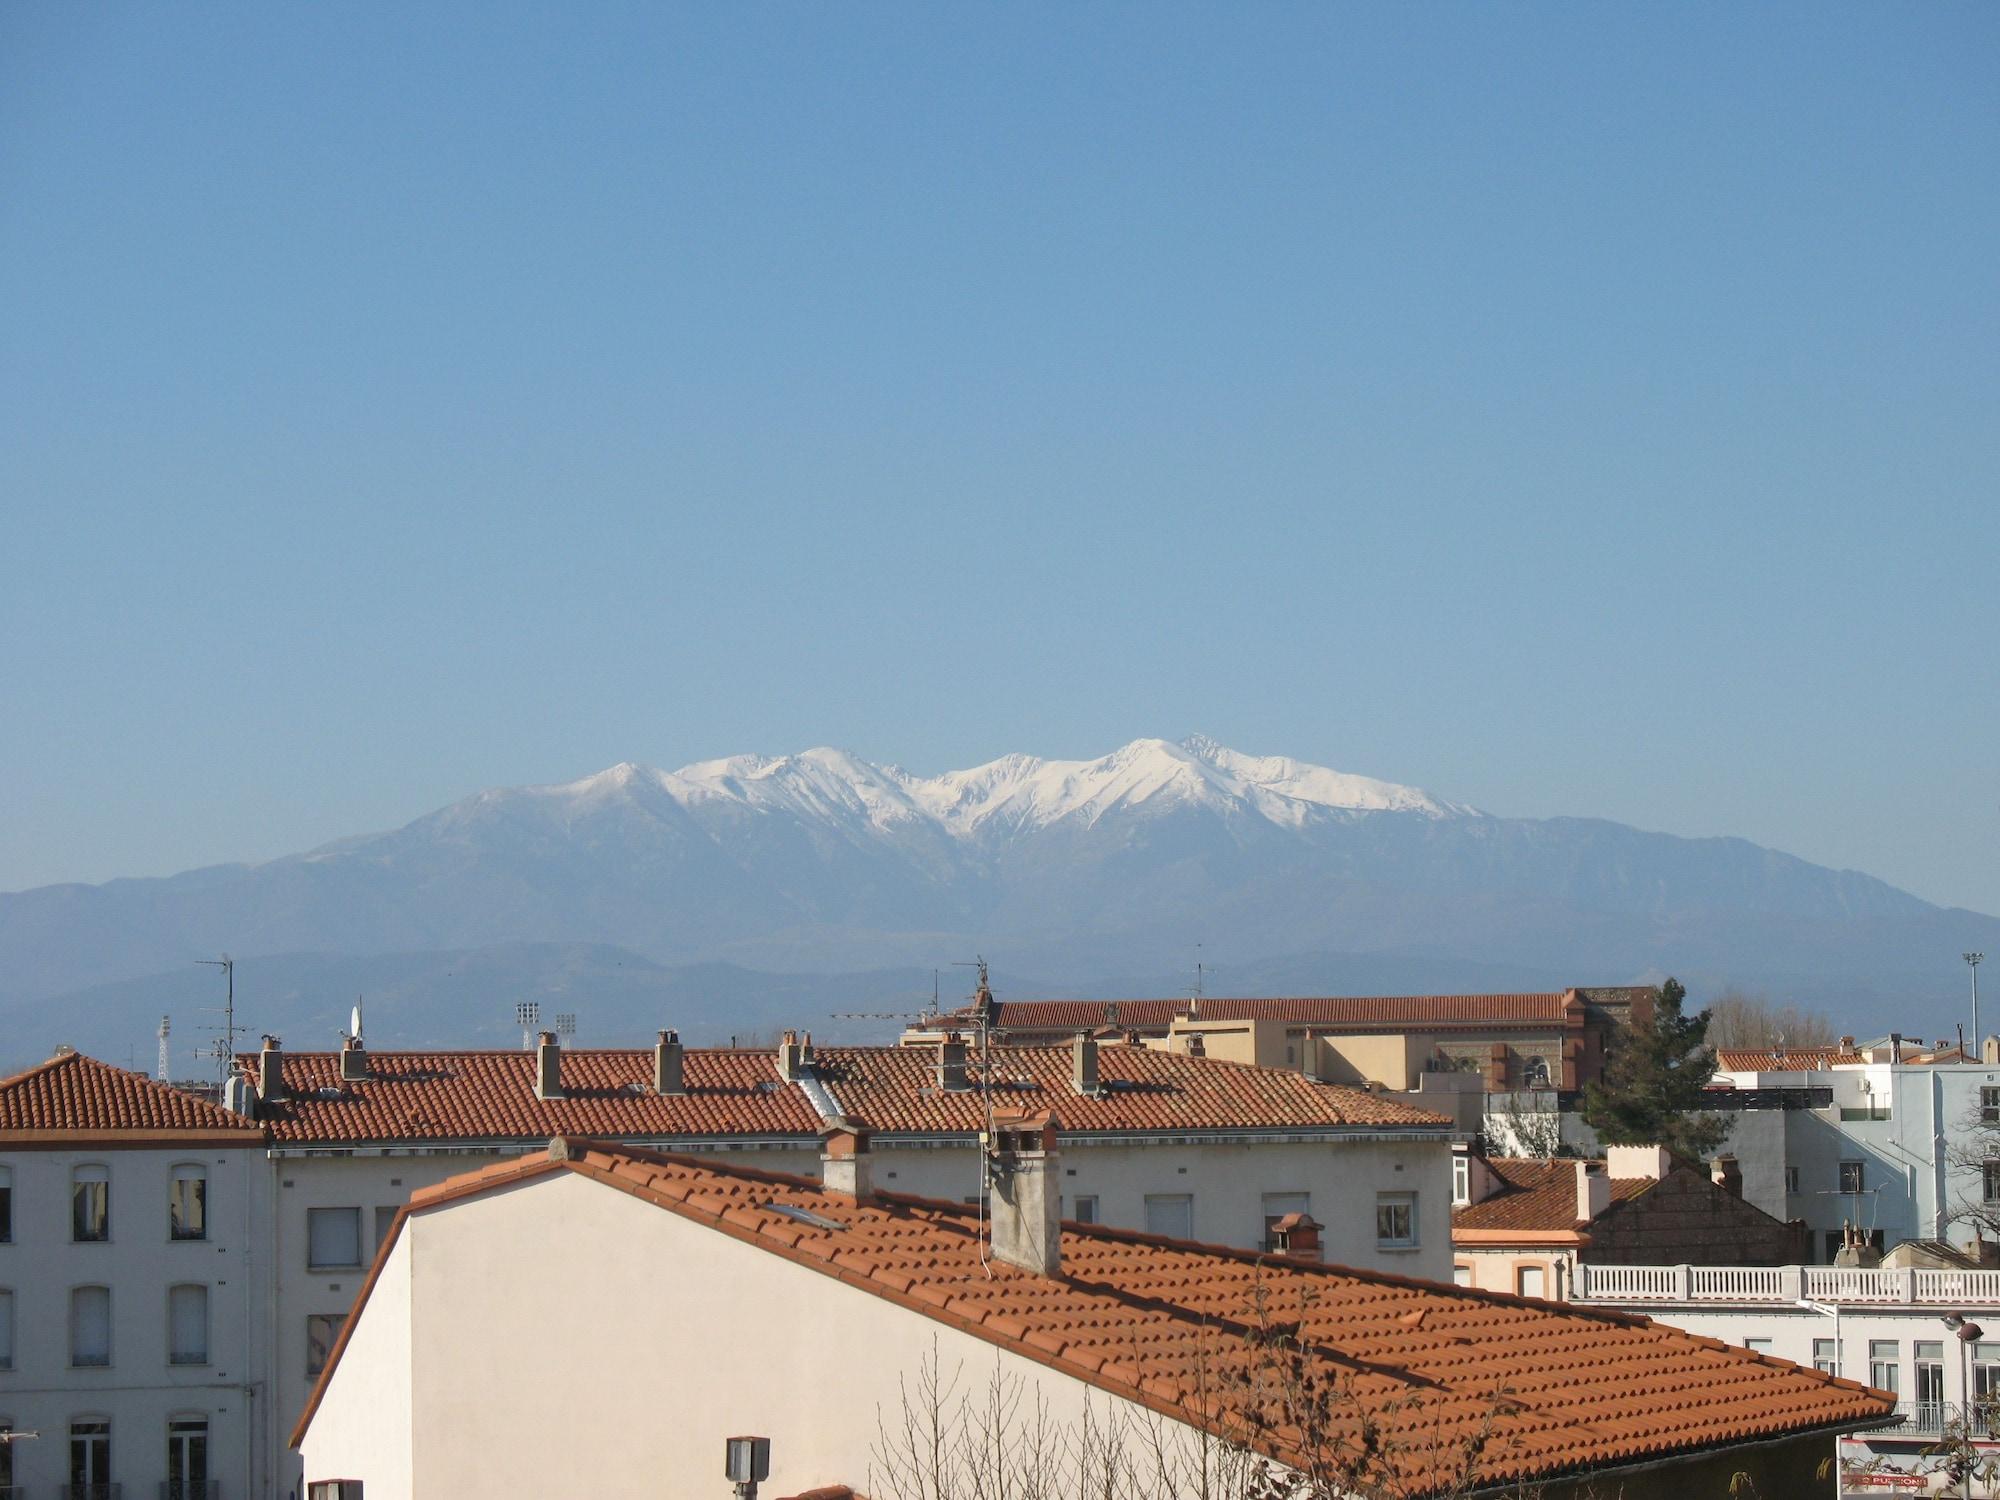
[1072,1033,1101,1097]
[777,1030,815,1082]
[535,1031,565,1101]
[260,1036,287,1103]
[937,1034,971,1093]
[983,1110,1062,1277]
[654,1030,685,1097]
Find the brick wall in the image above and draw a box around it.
[1584,1165,1803,1267]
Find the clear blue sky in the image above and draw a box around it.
[3,4,1996,914]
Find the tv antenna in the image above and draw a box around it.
[951,956,1001,1276]
[195,956,241,1087]
[514,1001,540,1051]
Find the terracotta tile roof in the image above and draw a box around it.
[816,1044,1449,1132]
[1714,1047,1864,1071]
[1451,1160,1652,1235]
[251,1047,824,1142]
[301,1140,1895,1490]
[250,1044,1447,1144]
[0,1050,263,1137]
[971,991,1608,1033]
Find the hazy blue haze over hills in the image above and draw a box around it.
[2,737,1992,1071]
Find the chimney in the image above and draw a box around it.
[259,1036,287,1102]
[224,1063,260,1118]
[1985,1036,2000,1066]
[937,1034,970,1093]
[1270,1211,1322,1262]
[654,1030,685,1096]
[339,1034,369,1083]
[984,1111,1062,1277]
[535,1030,565,1100]
[1575,1160,1610,1223]
[1891,1031,1903,1061]
[1185,1031,1206,1058]
[777,1030,815,1082]
[1604,1143,1672,1182]
[1711,1154,1743,1198]
[1839,1035,1857,1051]
[819,1118,873,1202]
[1072,1033,1101,1097]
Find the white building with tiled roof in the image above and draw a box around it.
[0,1048,273,1500]
[295,1130,1898,1500]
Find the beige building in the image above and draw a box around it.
[295,1130,1897,1499]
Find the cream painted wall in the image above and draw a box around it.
[295,1229,412,1499]
[302,1172,1215,1499]
[0,1144,271,1500]
[1451,1245,1574,1298]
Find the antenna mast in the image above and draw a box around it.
[195,956,240,1088]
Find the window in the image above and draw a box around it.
[1070,1195,1098,1225]
[70,1285,111,1366]
[0,1289,11,1370]
[1915,1341,1946,1423]
[309,1482,365,1500]
[1375,1192,1418,1250]
[0,1419,11,1488]
[1452,1263,1472,1287]
[168,1415,210,1495]
[168,1284,208,1365]
[1783,1165,1800,1195]
[1521,1055,1551,1089]
[1985,1161,2000,1205]
[1516,1264,1546,1298]
[0,1164,11,1242]
[1839,1160,1866,1196]
[170,1164,207,1241]
[1813,1338,1841,1375]
[308,1207,363,1269]
[72,1164,110,1242]
[70,1418,111,1489]
[1983,1086,2000,1124]
[373,1205,399,1252]
[1974,1342,2000,1402]
[307,1313,347,1376]
[1869,1339,1900,1396]
[1745,1338,1774,1354]
[1260,1192,1309,1252]
[1144,1195,1193,1240]
[1452,1156,1471,1206]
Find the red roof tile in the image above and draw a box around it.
[971,991,1618,1033]
[0,1050,263,1137]
[250,1043,1448,1144]
[1451,1159,1652,1235]
[1714,1047,1864,1071]
[300,1140,1895,1491]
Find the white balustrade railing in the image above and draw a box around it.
[1572,1263,2000,1307]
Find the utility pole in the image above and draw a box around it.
[1968,953,1985,1058]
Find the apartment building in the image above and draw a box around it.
[295,1129,1897,1500]
[0,1049,274,1500]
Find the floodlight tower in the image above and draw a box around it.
[157,1015,171,1083]
[1968,953,1985,1057]
[515,1001,540,1052]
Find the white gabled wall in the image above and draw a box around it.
[297,1227,414,1500]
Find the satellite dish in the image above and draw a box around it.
[350,998,365,1044]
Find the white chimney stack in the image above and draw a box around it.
[820,1119,873,1202]
[535,1031,565,1100]
[1574,1160,1610,1223]
[984,1111,1062,1277]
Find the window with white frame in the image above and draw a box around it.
[1744,1338,1774,1354]
[1452,1155,1471,1206]
[1451,1263,1472,1287]
[1983,1086,2000,1124]
[1869,1339,1901,1396]
[1070,1195,1098,1225]
[1838,1160,1866,1196]
[1813,1338,1841,1375]
[69,1418,111,1489]
[307,1313,347,1377]
[307,1207,363,1270]
[1985,1161,2000,1205]
[70,1285,111,1367]
[1516,1264,1545,1298]
[1143,1195,1193,1240]
[168,1284,208,1365]
[1973,1342,2000,1400]
[169,1415,210,1492]
[1375,1192,1417,1250]
[170,1164,207,1241]
[72,1164,110,1242]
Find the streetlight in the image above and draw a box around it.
[725,1436,771,1500]
[1968,955,1985,1058]
[1944,1314,1986,1498]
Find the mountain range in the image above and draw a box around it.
[3,735,1994,1071]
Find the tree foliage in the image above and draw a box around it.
[1579,979,1729,1159]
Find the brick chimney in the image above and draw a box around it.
[1072,1033,1101,1097]
[1575,1160,1610,1223]
[534,1030,565,1100]
[1710,1154,1743,1198]
[820,1118,873,1202]
[984,1111,1062,1277]
[777,1030,815,1082]
[259,1036,287,1102]
[937,1034,970,1093]
[339,1034,369,1083]
[654,1030,685,1096]
[1270,1211,1322,1262]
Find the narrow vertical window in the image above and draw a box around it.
[0,1289,12,1369]
[69,1418,111,1490]
[168,1284,208,1365]
[307,1312,347,1376]
[70,1286,112,1366]
[170,1164,207,1241]
[168,1414,210,1497]
[0,1165,12,1243]
[72,1164,110,1242]
[0,1418,13,1489]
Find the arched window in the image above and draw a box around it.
[168,1284,208,1365]
[1522,1055,1552,1090]
[70,1286,111,1367]
[170,1164,207,1241]
[71,1164,110,1242]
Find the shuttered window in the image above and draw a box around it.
[169,1284,208,1365]
[307,1208,362,1269]
[70,1286,111,1366]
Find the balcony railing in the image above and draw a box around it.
[161,1482,220,1500]
[1572,1263,2000,1306]
[61,1485,123,1500]
[1885,1400,2000,1438]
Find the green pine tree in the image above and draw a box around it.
[1580,979,1729,1159]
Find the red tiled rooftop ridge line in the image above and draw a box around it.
[296,1137,1896,1493]
[1450,1159,1653,1234]
[248,1043,1449,1143]
[0,1051,262,1135]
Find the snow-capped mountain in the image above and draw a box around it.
[2,736,1995,1046]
